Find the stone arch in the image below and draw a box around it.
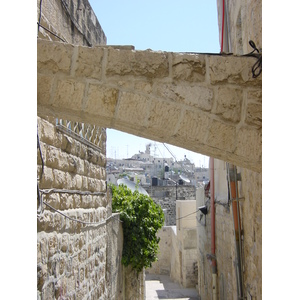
[37,39,261,172]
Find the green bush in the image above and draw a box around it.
[110,184,165,273]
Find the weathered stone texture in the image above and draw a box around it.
[37,39,261,172]
[213,86,243,123]
[37,116,112,299]
[147,99,182,135]
[37,41,73,75]
[75,46,104,78]
[85,84,118,117]
[106,48,169,78]
[208,55,260,86]
[53,79,86,109]
[172,53,206,82]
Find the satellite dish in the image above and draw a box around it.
[179,175,190,183]
[117,178,149,195]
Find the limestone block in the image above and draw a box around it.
[100,179,107,193]
[172,53,206,82]
[37,75,53,106]
[55,150,70,171]
[74,174,83,190]
[245,102,262,127]
[75,46,104,79]
[235,127,261,163]
[53,169,66,188]
[213,86,243,123]
[48,234,58,257]
[245,89,262,127]
[134,81,153,94]
[37,210,51,232]
[85,84,118,118]
[73,194,81,208]
[116,91,150,126]
[38,118,56,145]
[53,79,86,110]
[106,48,169,78]
[40,166,54,189]
[82,176,89,190]
[45,193,60,210]
[208,55,260,86]
[60,234,69,253]
[89,163,98,178]
[66,154,78,173]
[147,99,181,134]
[61,134,73,153]
[46,146,59,169]
[75,156,85,174]
[59,193,73,210]
[53,213,63,231]
[65,172,75,189]
[206,119,236,152]
[87,178,100,192]
[37,40,73,74]
[156,83,213,111]
[83,195,94,209]
[177,110,210,143]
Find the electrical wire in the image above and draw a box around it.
[221,0,225,52]
[176,209,199,221]
[37,125,44,181]
[40,200,122,225]
[39,188,107,196]
[162,143,191,174]
[37,22,67,42]
[37,0,43,36]
[60,0,92,46]
[243,40,262,78]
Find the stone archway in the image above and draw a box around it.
[37,39,261,172]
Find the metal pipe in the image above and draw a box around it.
[210,157,216,272]
[228,164,244,299]
[210,157,217,300]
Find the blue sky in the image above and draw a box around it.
[89,0,220,167]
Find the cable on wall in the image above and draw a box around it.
[37,0,43,36]
[176,209,200,221]
[60,0,92,46]
[39,188,106,196]
[41,200,122,226]
[243,40,262,78]
[37,22,67,42]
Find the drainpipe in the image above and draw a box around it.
[228,164,244,299]
[209,157,217,300]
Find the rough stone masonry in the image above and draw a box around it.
[37,39,262,172]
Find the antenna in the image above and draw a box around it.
[163,143,177,161]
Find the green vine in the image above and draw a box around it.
[110,184,164,273]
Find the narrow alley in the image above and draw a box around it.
[145,274,200,300]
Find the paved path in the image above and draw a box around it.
[145,274,200,300]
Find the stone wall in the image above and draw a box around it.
[36,2,137,299]
[144,185,196,225]
[37,0,106,46]
[216,0,262,54]
[147,201,198,289]
[196,160,262,300]
[37,116,112,299]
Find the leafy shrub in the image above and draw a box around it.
[110,184,165,272]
